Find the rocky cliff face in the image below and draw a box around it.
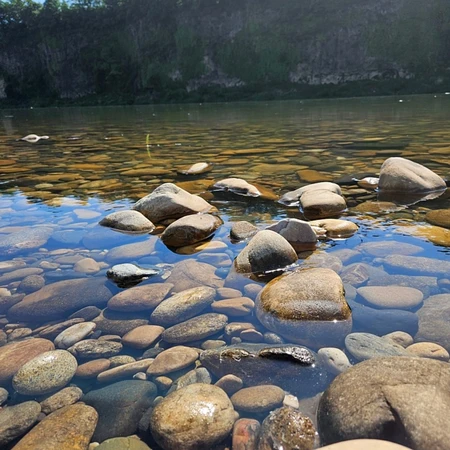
[0,0,448,104]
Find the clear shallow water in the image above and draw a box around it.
[1,94,450,447]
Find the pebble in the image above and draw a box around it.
[74,257,101,274]
[407,342,450,361]
[12,403,98,450]
[54,322,96,349]
[167,367,212,394]
[232,418,261,450]
[201,339,226,349]
[320,440,413,449]
[147,346,199,376]
[12,350,78,396]
[106,263,160,286]
[98,359,154,383]
[76,358,111,378]
[150,383,237,450]
[122,325,165,349]
[8,327,32,341]
[68,340,122,359]
[357,285,423,309]
[107,283,173,312]
[38,318,85,340]
[109,355,136,367]
[211,297,255,316]
[40,386,83,414]
[0,401,41,447]
[68,305,101,321]
[0,338,55,384]
[258,406,316,450]
[382,331,414,347]
[317,347,352,375]
[150,286,216,326]
[231,385,285,413]
[215,374,244,395]
[345,333,410,361]
[96,436,152,450]
[243,283,263,298]
[217,287,242,299]
[162,313,228,344]
[17,275,45,293]
[240,328,264,342]
[283,394,300,409]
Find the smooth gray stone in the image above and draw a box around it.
[167,367,212,394]
[345,332,410,361]
[0,401,41,446]
[0,227,52,256]
[348,299,419,336]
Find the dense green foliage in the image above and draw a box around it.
[1,0,450,106]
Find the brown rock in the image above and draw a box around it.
[75,359,111,379]
[97,359,154,383]
[232,418,261,450]
[231,385,285,413]
[0,338,54,384]
[150,383,236,450]
[212,297,255,316]
[122,325,164,349]
[107,283,173,312]
[13,403,98,450]
[426,209,450,229]
[161,214,222,247]
[164,259,223,293]
[407,342,450,361]
[147,346,199,376]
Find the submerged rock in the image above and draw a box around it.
[318,357,450,448]
[12,350,78,396]
[133,183,213,223]
[12,403,98,450]
[83,380,157,442]
[0,338,54,384]
[416,294,450,352]
[0,227,52,256]
[258,406,316,450]
[255,268,352,348]
[150,383,236,450]
[200,343,326,397]
[7,278,112,322]
[378,157,446,193]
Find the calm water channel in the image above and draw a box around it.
[0,95,449,449]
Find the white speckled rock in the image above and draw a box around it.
[12,350,78,395]
[317,347,352,375]
[54,322,97,349]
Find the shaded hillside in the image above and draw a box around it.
[1,0,450,106]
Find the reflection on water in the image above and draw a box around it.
[0,94,450,447]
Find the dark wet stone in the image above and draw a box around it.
[83,380,157,442]
[318,357,450,448]
[17,275,45,294]
[0,227,52,256]
[7,278,112,322]
[200,343,326,397]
